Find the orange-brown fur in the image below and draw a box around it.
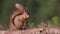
[10,3,29,30]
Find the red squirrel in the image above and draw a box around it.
[10,3,29,30]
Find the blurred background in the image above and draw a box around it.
[0,0,60,29]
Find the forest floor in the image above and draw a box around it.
[0,27,60,34]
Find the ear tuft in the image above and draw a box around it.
[15,3,20,6]
[15,3,23,10]
[15,3,20,8]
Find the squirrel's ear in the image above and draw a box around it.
[25,8,28,11]
[24,7,28,12]
[15,3,23,10]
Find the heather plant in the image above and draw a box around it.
[0,24,8,30]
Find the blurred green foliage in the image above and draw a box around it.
[0,0,60,29]
[52,16,60,26]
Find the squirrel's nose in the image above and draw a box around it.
[23,15,29,19]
